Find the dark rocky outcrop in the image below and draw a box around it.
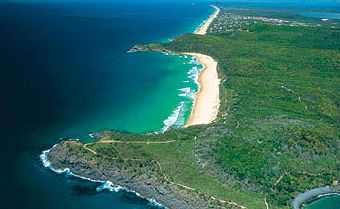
[46,141,236,209]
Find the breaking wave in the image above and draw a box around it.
[40,147,165,208]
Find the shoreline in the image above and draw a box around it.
[184,5,221,127]
[195,5,220,35]
[40,145,165,208]
[292,186,340,209]
[42,140,231,209]
[185,53,220,127]
[40,5,222,209]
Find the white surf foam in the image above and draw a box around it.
[40,145,165,208]
[40,145,71,174]
[96,180,124,192]
[178,87,191,97]
[163,56,204,131]
[193,21,205,34]
[161,101,185,132]
[149,197,165,208]
[187,56,200,65]
[187,66,200,86]
[178,87,196,101]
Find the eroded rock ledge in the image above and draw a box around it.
[46,140,238,209]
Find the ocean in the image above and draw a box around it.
[300,12,340,20]
[304,194,340,209]
[0,1,210,209]
[1,1,339,209]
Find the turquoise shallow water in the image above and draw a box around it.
[64,51,203,138]
[304,194,340,209]
[300,9,340,208]
[0,1,211,209]
[2,1,338,208]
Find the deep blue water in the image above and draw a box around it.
[2,1,339,209]
[0,2,212,208]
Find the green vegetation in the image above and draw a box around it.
[52,7,340,209]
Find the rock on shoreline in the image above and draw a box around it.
[45,141,235,209]
[292,186,340,209]
[127,44,172,54]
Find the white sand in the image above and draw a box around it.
[195,5,220,35]
[185,53,220,127]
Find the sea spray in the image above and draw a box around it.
[178,87,195,100]
[161,101,185,132]
[160,54,203,132]
[178,87,191,97]
[39,39,203,209]
[1,2,216,209]
[97,181,164,208]
[40,145,70,174]
[40,146,166,208]
[194,21,206,33]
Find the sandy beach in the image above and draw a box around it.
[185,53,220,127]
[195,5,220,35]
[185,5,220,127]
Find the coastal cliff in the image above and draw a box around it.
[45,139,240,209]
[43,5,340,209]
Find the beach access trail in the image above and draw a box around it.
[74,139,246,209]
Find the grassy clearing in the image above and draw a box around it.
[64,7,339,208]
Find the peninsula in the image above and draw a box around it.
[43,5,340,209]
